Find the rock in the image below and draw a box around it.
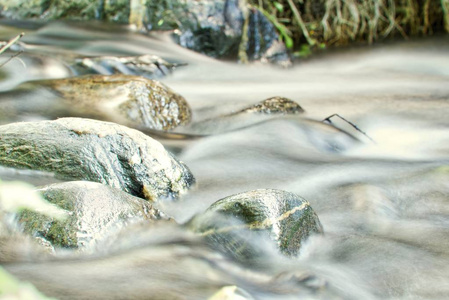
[189,189,323,262]
[70,54,183,79]
[238,97,305,114]
[0,118,195,201]
[0,0,130,23]
[31,74,192,131]
[16,181,170,250]
[0,1,290,65]
[186,97,304,134]
[0,180,65,262]
[4,222,346,300]
[0,74,192,131]
[170,0,291,66]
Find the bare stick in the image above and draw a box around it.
[323,114,376,143]
[0,51,24,68]
[286,0,316,45]
[0,32,24,55]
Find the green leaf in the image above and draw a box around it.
[293,44,312,58]
[157,19,164,26]
[283,35,294,49]
[273,2,284,13]
[258,7,294,49]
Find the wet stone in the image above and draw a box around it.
[189,189,323,262]
[31,74,192,131]
[15,181,170,250]
[186,97,304,135]
[168,0,291,66]
[238,97,305,115]
[0,118,195,202]
[71,54,182,79]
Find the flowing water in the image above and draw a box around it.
[1,20,449,299]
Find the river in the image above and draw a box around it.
[1,20,449,299]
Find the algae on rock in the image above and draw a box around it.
[16,181,170,250]
[189,189,323,263]
[0,118,195,202]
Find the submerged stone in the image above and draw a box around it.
[25,74,191,131]
[16,181,169,250]
[71,54,182,79]
[186,97,304,134]
[238,97,305,115]
[0,118,195,201]
[189,189,323,261]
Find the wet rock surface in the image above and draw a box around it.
[16,181,169,250]
[0,0,290,65]
[189,189,323,262]
[70,54,182,79]
[0,118,195,202]
[168,0,291,65]
[31,74,192,131]
[186,96,305,135]
[237,97,305,115]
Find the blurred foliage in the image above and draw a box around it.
[0,266,55,299]
[249,0,449,51]
[0,179,65,299]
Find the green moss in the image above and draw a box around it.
[18,208,77,248]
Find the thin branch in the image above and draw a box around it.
[286,0,316,45]
[0,32,25,55]
[323,114,376,143]
[0,51,25,68]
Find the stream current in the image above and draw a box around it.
[1,20,449,299]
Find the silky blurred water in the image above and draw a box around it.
[1,20,449,299]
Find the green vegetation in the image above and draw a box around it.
[1,0,448,54]
[249,0,449,53]
[0,267,55,299]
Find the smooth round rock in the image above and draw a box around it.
[16,181,170,250]
[32,74,192,131]
[189,189,323,260]
[0,118,195,201]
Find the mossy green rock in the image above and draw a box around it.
[16,181,169,250]
[189,189,323,261]
[0,118,195,201]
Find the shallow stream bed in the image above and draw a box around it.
[1,20,449,299]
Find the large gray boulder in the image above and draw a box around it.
[0,118,195,202]
[168,0,291,65]
[0,0,290,65]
